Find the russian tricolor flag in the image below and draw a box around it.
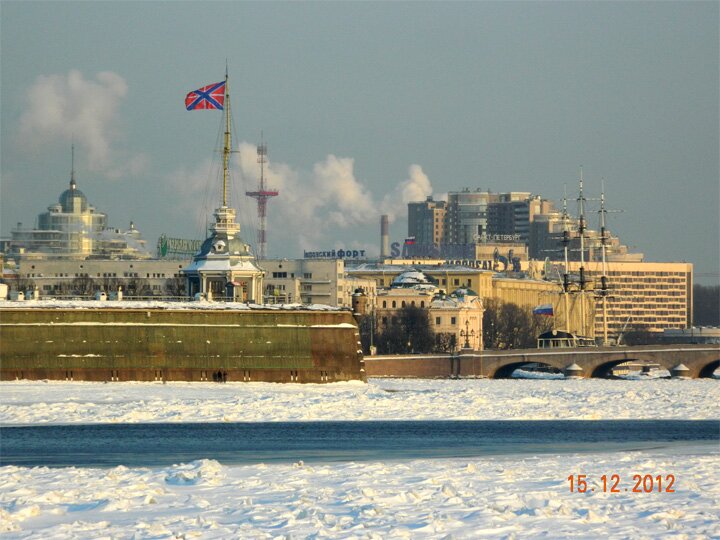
[533,304,554,316]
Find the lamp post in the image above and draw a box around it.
[460,318,475,349]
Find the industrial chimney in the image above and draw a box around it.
[380,215,390,258]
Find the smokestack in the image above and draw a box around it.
[380,215,390,258]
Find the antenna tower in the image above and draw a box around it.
[245,134,279,259]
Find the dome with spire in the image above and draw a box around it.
[59,179,88,213]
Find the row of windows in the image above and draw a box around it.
[380,299,427,308]
[24,272,172,279]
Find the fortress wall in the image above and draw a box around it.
[0,308,365,383]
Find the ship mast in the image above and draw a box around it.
[561,185,572,333]
[598,181,610,346]
[577,167,588,337]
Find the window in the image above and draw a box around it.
[392,301,396,308]
[272,272,287,278]
[451,317,456,325]
[435,317,441,325]
[304,273,312,279]
[401,301,406,307]
[382,300,387,308]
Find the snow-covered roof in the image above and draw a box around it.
[0,299,347,311]
[183,258,263,273]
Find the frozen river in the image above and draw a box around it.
[1,376,719,425]
[1,378,718,538]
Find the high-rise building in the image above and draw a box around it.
[528,211,640,262]
[444,189,494,245]
[408,191,555,255]
[407,196,447,247]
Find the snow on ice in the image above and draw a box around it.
[1,449,718,538]
[1,377,718,425]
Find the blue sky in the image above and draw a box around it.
[1,1,718,282]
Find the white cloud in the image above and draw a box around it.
[380,164,434,222]
[19,70,146,177]
[168,143,436,254]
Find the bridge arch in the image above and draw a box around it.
[698,359,720,378]
[590,358,647,378]
[492,361,562,379]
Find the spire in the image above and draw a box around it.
[70,142,77,189]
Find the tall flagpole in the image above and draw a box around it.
[222,68,230,208]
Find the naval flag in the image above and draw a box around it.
[185,81,226,110]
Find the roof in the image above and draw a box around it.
[59,186,88,212]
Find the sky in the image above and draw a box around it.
[1,1,718,283]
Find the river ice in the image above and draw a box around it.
[1,377,718,425]
[1,378,718,538]
[1,448,718,539]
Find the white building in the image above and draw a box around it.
[262,259,376,308]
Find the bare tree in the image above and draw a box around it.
[483,299,553,349]
[376,305,435,354]
[164,276,187,297]
[70,276,95,296]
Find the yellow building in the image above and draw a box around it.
[373,271,483,350]
[563,260,693,338]
[349,262,586,343]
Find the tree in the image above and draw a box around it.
[375,305,435,354]
[433,332,457,353]
[11,275,36,294]
[694,284,720,326]
[483,299,553,350]
[622,325,661,346]
[357,314,377,355]
[70,276,95,296]
[164,276,187,297]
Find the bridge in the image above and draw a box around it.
[363,344,720,379]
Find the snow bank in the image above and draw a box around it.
[1,378,718,425]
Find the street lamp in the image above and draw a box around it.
[460,318,475,349]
